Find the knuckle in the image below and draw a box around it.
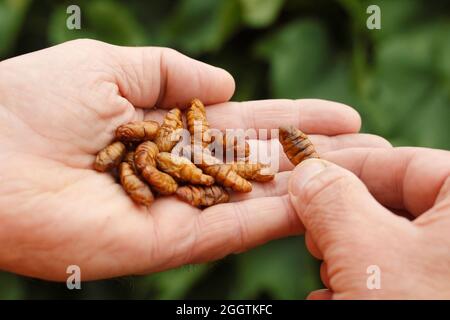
[65,38,103,48]
[159,47,181,60]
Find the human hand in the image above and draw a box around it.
[0,39,389,281]
[288,148,450,299]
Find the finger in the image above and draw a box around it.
[144,99,361,136]
[307,289,333,300]
[416,174,450,230]
[288,159,397,256]
[229,172,290,202]
[186,195,304,263]
[112,46,235,108]
[305,231,323,260]
[324,147,450,217]
[320,262,331,289]
[230,133,390,202]
[248,133,391,172]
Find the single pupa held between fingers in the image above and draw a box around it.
[278,125,319,166]
[94,141,126,172]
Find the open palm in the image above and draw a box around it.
[0,40,389,281]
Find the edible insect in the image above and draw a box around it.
[154,108,183,152]
[134,141,159,172]
[94,141,126,172]
[187,98,212,148]
[116,120,159,142]
[92,98,279,209]
[202,164,252,193]
[176,185,229,208]
[217,134,250,160]
[156,152,214,186]
[279,126,319,165]
[119,162,154,206]
[188,146,252,192]
[141,165,178,195]
[188,145,222,167]
[229,161,275,182]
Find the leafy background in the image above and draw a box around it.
[0,0,448,299]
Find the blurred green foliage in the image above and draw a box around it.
[0,0,448,299]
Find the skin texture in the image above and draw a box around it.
[288,149,450,299]
[0,39,392,282]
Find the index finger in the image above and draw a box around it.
[324,147,450,216]
[205,99,361,136]
[144,99,361,136]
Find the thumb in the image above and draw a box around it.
[288,159,391,257]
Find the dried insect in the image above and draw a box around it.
[279,126,319,165]
[141,165,178,195]
[185,145,222,168]
[202,164,252,193]
[116,120,160,142]
[220,134,250,159]
[123,151,136,170]
[93,98,280,208]
[155,108,183,152]
[156,152,214,186]
[94,141,126,172]
[187,98,212,148]
[134,141,159,172]
[229,161,275,182]
[119,162,154,206]
[176,185,230,208]
[186,145,251,192]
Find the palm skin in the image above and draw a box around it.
[0,40,389,281]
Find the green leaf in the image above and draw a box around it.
[160,0,241,55]
[339,0,423,41]
[404,89,450,149]
[231,238,320,299]
[255,20,331,99]
[239,0,284,28]
[48,0,146,46]
[0,0,31,58]
[364,21,450,143]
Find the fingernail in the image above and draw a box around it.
[289,159,327,196]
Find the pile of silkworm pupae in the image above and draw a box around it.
[94,98,319,208]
